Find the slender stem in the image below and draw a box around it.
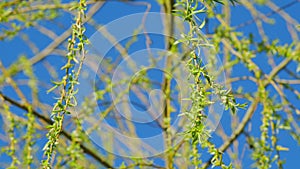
[162,0,175,168]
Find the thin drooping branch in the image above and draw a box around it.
[10,2,104,76]
[203,41,298,169]
[203,98,259,168]
[236,0,300,29]
[0,92,114,169]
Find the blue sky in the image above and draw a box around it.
[0,0,300,168]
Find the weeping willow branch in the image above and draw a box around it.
[0,92,114,168]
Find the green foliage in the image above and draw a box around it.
[0,0,299,168]
[41,0,88,168]
[173,1,247,168]
[2,103,20,169]
[0,1,68,40]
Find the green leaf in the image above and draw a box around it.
[47,85,58,94]
[199,19,206,29]
[276,145,289,151]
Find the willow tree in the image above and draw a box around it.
[0,0,299,168]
